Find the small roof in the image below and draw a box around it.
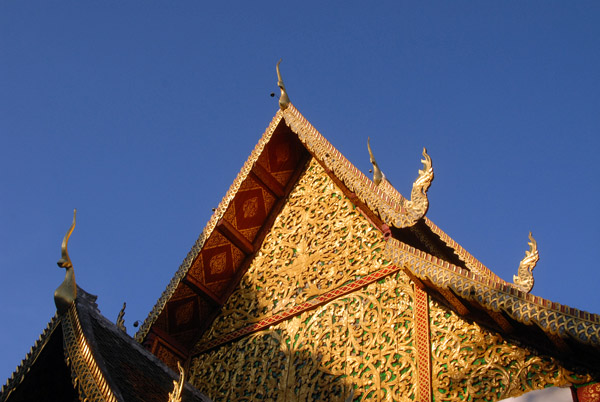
[1,288,210,402]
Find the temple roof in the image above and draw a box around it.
[135,103,600,375]
[1,288,210,402]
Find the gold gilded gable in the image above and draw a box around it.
[189,158,419,400]
[429,298,592,401]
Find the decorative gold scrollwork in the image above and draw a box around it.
[429,298,592,401]
[168,362,185,402]
[197,159,387,343]
[513,232,539,293]
[379,148,433,228]
[189,272,417,401]
[283,106,434,229]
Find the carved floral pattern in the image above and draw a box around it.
[429,298,592,401]
[189,272,416,401]
[197,159,386,343]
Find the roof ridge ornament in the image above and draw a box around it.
[116,302,127,333]
[168,361,185,402]
[276,59,290,110]
[367,137,387,185]
[54,209,77,314]
[513,232,539,293]
[403,147,434,223]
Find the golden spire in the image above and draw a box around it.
[168,361,185,402]
[513,232,539,293]
[54,209,77,314]
[367,137,386,185]
[276,59,290,110]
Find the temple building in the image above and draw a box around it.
[2,64,599,401]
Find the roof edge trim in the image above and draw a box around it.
[0,315,60,402]
[62,303,119,402]
[384,237,600,347]
[134,110,285,343]
[281,105,432,228]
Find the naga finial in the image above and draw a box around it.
[378,147,434,228]
[513,232,539,293]
[276,59,290,110]
[367,137,386,186]
[168,361,185,402]
[54,209,77,314]
[116,302,127,333]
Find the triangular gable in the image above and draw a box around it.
[136,103,600,400]
[135,104,500,362]
[186,155,597,401]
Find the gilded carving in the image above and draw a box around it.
[429,298,592,401]
[242,197,259,218]
[283,106,434,229]
[168,362,185,402]
[513,232,539,293]
[383,238,600,348]
[189,272,417,401]
[62,303,118,402]
[208,252,227,275]
[197,158,386,343]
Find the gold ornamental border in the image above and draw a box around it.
[62,303,118,402]
[192,260,408,355]
[384,238,600,346]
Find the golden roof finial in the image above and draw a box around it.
[513,232,539,293]
[116,302,127,333]
[276,59,290,110]
[367,137,386,186]
[168,361,185,402]
[54,209,77,314]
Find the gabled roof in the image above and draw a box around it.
[1,288,210,402]
[135,103,600,376]
[0,315,70,402]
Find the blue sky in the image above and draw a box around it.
[1,1,599,386]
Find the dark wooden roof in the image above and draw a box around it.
[1,288,211,402]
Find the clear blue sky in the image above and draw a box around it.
[1,1,599,384]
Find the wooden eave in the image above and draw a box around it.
[136,103,600,377]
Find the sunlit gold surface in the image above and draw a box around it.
[168,361,185,402]
[62,303,118,402]
[138,105,438,344]
[429,298,592,401]
[384,237,600,348]
[282,107,434,228]
[513,232,539,293]
[189,159,417,400]
[190,272,416,401]
[197,159,387,342]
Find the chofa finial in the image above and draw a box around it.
[276,59,290,110]
[168,361,185,402]
[116,302,127,333]
[367,137,386,186]
[54,209,78,314]
[513,232,539,293]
